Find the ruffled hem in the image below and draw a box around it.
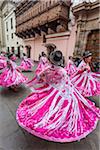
[19,66,32,71]
[19,60,33,71]
[16,114,98,143]
[0,74,28,87]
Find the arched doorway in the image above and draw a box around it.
[25,45,31,58]
[85,29,100,71]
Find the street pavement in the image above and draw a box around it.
[0,64,99,150]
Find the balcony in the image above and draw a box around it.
[15,0,71,39]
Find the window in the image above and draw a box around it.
[7,35,9,41]
[46,2,48,8]
[49,0,51,6]
[7,47,10,53]
[6,22,8,31]
[11,33,13,39]
[43,34,46,43]
[11,47,14,53]
[11,18,13,29]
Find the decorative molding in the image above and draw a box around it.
[15,0,71,39]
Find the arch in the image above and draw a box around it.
[25,45,32,58]
[85,29,100,63]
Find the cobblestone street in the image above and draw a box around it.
[0,65,99,150]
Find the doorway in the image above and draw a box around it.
[85,29,99,62]
[25,45,31,58]
[17,46,20,58]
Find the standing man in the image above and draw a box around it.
[44,43,56,60]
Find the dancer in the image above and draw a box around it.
[35,52,50,75]
[74,57,81,67]
[27,51,50,91]
[0,59,7,71]
[71,51,100,97]
[10,49,18,61]
[27,44,56,89]
[0,52,7,70]
[19,53,34,71]
[16,50,100,143]
[0,51,6,59]
[10,54,17,61]
[0,54,28,91]
[65,56,77,76]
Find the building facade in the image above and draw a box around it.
[0,0,24,57]
[15,0,76,62]
[72,0,99,63]
[0,0,5,51]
